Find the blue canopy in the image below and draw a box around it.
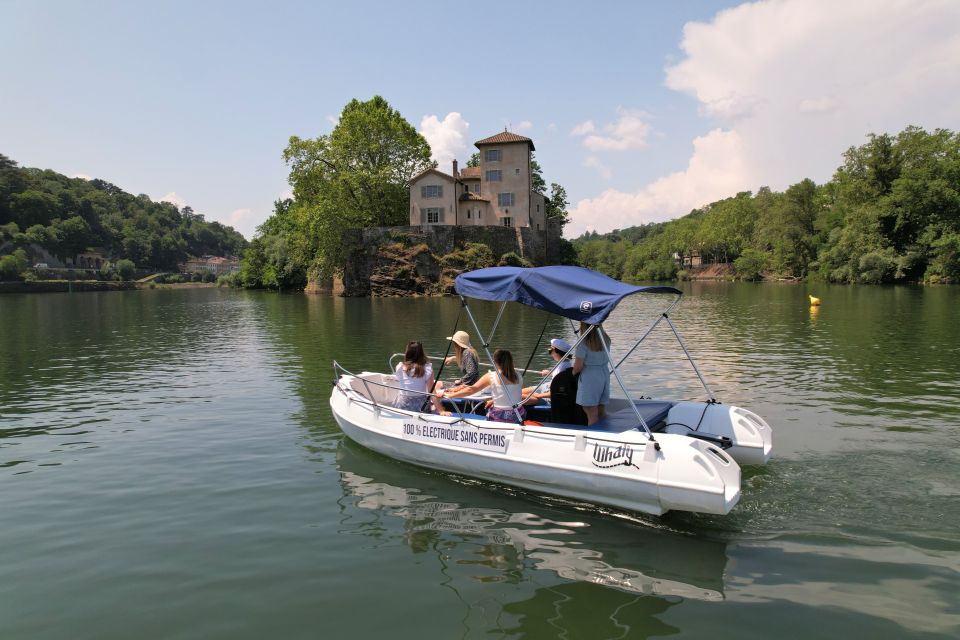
[455,266,681,324]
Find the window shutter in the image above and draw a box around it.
[438,186,443,197]
[420,208,427,224]
[420,186,426,198]
[438,207,445,223]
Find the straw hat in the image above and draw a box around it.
[447,330,472,349]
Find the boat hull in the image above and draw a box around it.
[331,375,741,516]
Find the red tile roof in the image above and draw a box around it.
[459,166,481,179]
[474,131,535,150]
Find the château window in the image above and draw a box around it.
[502,217,513,227]
[515,168,520,175]
[498,192,514,207]
[485,149,501,162]
[422,207,442,224]
[463,184,469,193]
[466,210,471,219]
[486,170,502,182]
[421,185,443,198]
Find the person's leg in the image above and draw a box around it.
[582,404,599,425]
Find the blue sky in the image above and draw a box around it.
[3,1,958,238]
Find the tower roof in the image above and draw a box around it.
[474,131,535,150]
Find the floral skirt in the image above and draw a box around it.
[393,394,430,412]
[486,405,526,423]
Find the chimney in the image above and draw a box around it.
[452,159,458,178]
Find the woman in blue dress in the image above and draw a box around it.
[573,322,610,425]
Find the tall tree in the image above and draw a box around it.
[546,183,570,228]
[530,153,546,194]
[282,96,434,278]
[466,152,480,168]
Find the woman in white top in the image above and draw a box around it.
[442,349,526,423]
[393,341,448,414]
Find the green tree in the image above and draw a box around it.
[116,259,136,280]
[466,152,480,168]
[546,183,570,228]
[0,248,29,280]
[530,153,546,194]
[282,96,434,279]
[734,248,768,281]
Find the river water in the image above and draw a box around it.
[0,284,957,639]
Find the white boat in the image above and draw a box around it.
[330,266,773,516]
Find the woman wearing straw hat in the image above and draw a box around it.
[443,330,480,391]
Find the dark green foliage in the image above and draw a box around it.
[0,154,246,270]
[574,126,960,284]
[497,251,533,268]
[439,243,495,271]
[734,249,767,281]
[0,248,28,280]
[116,259,136,281]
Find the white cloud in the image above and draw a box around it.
[571,120,595,136]
[573,108,651,151]
[157,191,186,208]
[72,173,92,180]
[515,120,533,132]
[569,0,960,236]
[419,112,470,173]
[570,129,746,235]
[547,123,558,133]
[798,96,838,113]
[583,156,613,180]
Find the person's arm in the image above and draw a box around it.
[573,356,584,375]
[444,372,490,398]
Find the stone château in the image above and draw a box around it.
[408,131,548,230]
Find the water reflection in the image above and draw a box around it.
[335,439,729,602]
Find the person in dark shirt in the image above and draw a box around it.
[442,330,480,390]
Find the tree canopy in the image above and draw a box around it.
[574,126,960,284]
[0,153,246,271]
[277,96,435,281]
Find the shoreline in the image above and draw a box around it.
[0,281,219,294]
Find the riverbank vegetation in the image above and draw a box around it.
[576,126,960,284]
[237,96,574,290]
[0,155,246,278]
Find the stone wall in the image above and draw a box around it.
[335,222,565,297]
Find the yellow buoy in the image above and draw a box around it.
[808,294,821,306]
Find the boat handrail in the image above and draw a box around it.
[386,352,543,377]
[332,360,654,448]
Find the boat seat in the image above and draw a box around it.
[517,401,675,433]
[583,401,675,433]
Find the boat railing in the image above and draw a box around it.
[332,360,655,448]
[387,353,544,378]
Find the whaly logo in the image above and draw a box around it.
[579,300,593,314]
[592,443,636,469]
